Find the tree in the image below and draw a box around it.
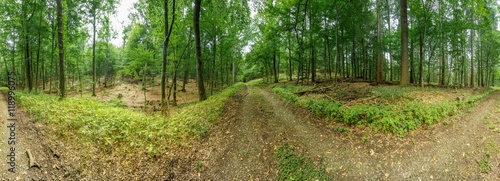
[161,0,176,112]
[194,0,206,101]
[56,0,65,99]
[400,0,409,85]
[376,0,383,84]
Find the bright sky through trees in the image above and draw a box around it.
[110,0,137,46]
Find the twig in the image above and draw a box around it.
[26,149,40,169]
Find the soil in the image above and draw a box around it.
[2,82,499,180]
[199,84,500,180]
[66,78,200,112]
[0,91,67,180]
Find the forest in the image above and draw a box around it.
[0,0,500,180]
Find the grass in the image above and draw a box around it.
[478,151,492,173]
[16,82,245,155]
[272,84,495,135]
[274,145,330,181]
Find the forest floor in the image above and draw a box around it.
[0,92,67,180]
[199,82,500,180]
[1,80,499,180]
[66,78,200,112]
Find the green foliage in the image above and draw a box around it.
[478,151,492,173]
[274,145,330,181]
[17,82,245,154]
[272,85,495,135]
[272,87,299,103]
[301,98,343,119]
[0,87,9,92]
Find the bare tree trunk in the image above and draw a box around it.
[56,0,65,99]
[400,0,409,85]
[376,0,383,84]
[194,0,206,101]
[92,8,97,96]
[273,48,279,83]
[470,29,474,87]
[161,0,176,112]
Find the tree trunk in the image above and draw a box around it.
[273,48,278,83]
[386,0,393,82]
[161,0,176,112]
[25,34,32,92]
[288,33,293,81]
[376,1,383,84]
[92,9,97,96]
[419,32,424,87]
[194,0,206,101]
[400,0,409,86]
[56,0,65,99]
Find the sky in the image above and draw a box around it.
[110,0,137,47]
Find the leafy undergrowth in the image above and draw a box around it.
[275,145,330,181]
[272,84,495,135]
[17,82,245,155]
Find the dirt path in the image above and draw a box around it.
[0,91,66,180]
[200,85,340,180]
[200,85,500,180]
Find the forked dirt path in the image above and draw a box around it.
[201,85,500,180]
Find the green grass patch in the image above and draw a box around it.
[17,82,245,155]
[478,151,492,173]
[275,145,330,181]
[0,87,9,92]
[272,85,495,135]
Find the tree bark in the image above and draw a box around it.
[376,0,383,84]
[56,0,65,99]
[386,0,393,82]
[194,0,206,101]
[92,6,97,96]
[400,0,409,86]
[273,48,278,83]
[161,0,176,112]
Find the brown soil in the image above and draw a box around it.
[0,92,67,180]
[67,78,200,112]
[199,84,500,180]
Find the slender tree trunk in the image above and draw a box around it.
[419,32,424,87]
[273,48,278,83]
[288,33,292,81]
[25,34,32,92]
[194,0,206,101]
[161,0,176,111]
[56,0,65,99]
[36,30,41,92]
[92,10,97,96]
[470,29,474,87]
[376,1,383,84]
[400,0,409,85]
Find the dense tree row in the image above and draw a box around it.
[1,0,499,105]
[0,0,250,107]
[246,0,500,87]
